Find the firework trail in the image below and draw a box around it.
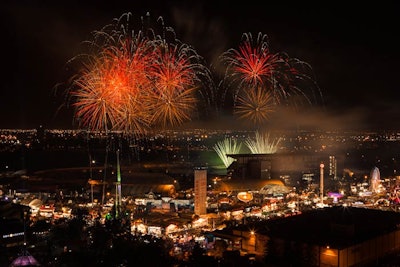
[245,131,282,154]
[213,137,243,168]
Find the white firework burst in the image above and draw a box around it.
[213,138,242,168]
[245,131,281,154]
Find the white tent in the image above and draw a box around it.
[28,199,42,210]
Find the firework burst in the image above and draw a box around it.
[234,86,275,127]
[71,55,126,132]
[245,131,282,154]
[67,12,212,134]
[213,138,243,168]
[221,32,323,111]
[149,43,199,128]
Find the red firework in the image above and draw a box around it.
[231,39,283,87]
[222,32,319,107]
[109,39,155,134]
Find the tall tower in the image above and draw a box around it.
[115,149,122,218]
[320,163,324,204]
[194,167,207,216]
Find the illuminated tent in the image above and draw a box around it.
[10,250,40,266]
[259,184,290,195]
[255,178,291,195]
[28,199,42,210]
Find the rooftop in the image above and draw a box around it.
[261,206,400,249]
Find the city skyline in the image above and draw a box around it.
[1,1,399,131]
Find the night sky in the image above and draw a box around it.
[1,1,399,131]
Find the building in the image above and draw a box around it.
[121,172,177,199]
[227,152,340,186]
[194,168,207,216]
[329,155,337,180]
[262,206,400,266]
[207,206,400,266]
[0,202,29,249]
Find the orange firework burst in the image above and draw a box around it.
[67,12,211,133]
[109,39,155,134]
[149,44,198,128]
[71,55,126,132]
[71,39,154,134]
[150,86,197,128]
[234,86,275,126]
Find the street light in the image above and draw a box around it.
[250,230,257,252]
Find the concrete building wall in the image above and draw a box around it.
[194,168,207,215]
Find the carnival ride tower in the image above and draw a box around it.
[320,163,324,205]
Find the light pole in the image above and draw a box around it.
[89,159,95,204]
[250,230,257,252]
[115,149,122,218]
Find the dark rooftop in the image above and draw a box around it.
[260,206,400,249]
